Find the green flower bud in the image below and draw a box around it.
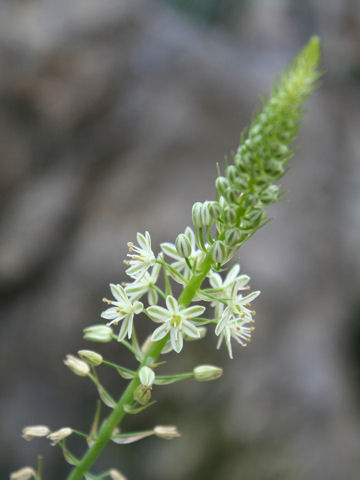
[78,349,103,367]
[211,240,228,264]
[175,233,192,258]
[139,366,155,387]
[246,208,264,226]
[225,165,237,184]
[192,202,203,228]
[193,365,223,382]
[215,176,229,196]
[201,201,213,227]
[225,227,243,246]
[83,325,113,343]
[260,185,279,204]
[223,207,237,225]
[265,159,284,177]
[208,201,221,220]
[64,354,90,377]
[134,384,152,405]
[224,187,238,204]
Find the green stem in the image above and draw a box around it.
[67,251,214,480]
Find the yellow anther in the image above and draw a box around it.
[246,303,251,307]
[102,297,112,304]
[250,327,255,331]
[122,282,126,287]
[245,285,250,290]
[252,310,256,315]
[123,260,130,266]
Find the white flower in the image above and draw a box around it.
[161,227,205,284]
[101,284,143,341]
[215,283,260,334]
[216,317,255,359]
[146,295,205,353]
[124,256,162,305]
[125,231,156,279]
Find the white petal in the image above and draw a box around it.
[133,301,143,314]
[166,295,179,314]
[226,264,240,284]
[224,328,233,359]
[148,289,158,306]
[136,232,147,251]
[182,320,200,338]
[151,324,169,341]
[209,271,222,289]
[146,306,170,323]
[170,328,183,353]
[241,290,261,304]
[182,305,205,318]
[110,283,127,303]
[101,307,121,320]
[160,242,180,260]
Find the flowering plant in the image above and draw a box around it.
[11,37,321,480]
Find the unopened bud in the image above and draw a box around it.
[47,427,73,446]
[134,384,152,405]
[83,324,113,343]
[64,354,90,377]
[260,185,279,204]
[223,207,237,225]
[201,201,213,227]
[215,176,229,196]
[193,365,223,382]
[22,425,50,441]
[109,469,128,480]
[139,366,155,387]
[211,241,228,264]
[154,425,180,439]
[192,202,203,228]
[224,187,238,204]
[10,467,37,480]
[246,208,264,226]
[208,201,221,220]
[225,165,237,184]
[175,233,192,258]
[225,227,243,246]
[78,350,103,367]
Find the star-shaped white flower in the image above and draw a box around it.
[125,256,162,305]
[101,284,143,341]
[125,231,156,279]
[215,283,260,335]
[146,295,205,353]
[216,316,255,359]
[161,227,205,284]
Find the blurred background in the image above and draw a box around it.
[1,0,360,479]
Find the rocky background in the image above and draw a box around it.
[1,0,360,479]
